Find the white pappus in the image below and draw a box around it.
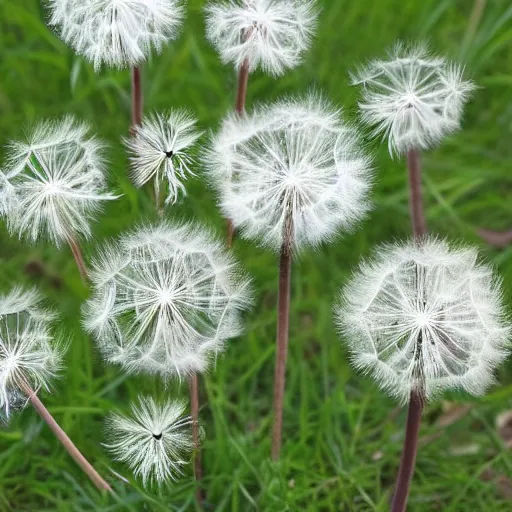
[205,94,373,253]
[0,287,64,417]
[205,0,319,77]
[350,42,475,156]
[1,116,117,247]
[335,237,511,404]
[83,221,253,379]
[123,110,202,206]
[104,395,193,486]
[47,0,185,70]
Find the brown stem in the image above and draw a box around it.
[19,381,111,492]
[68,238,88,284]
[189,373,203,508]
[235,59,250,115]
[407,149,427,239]
[226,58,251,247]
[391,391,424,512]
[271,214,293,460]
[130,66,143,136]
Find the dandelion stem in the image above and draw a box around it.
[235,59,250,115]
[19,381,111,492]
[398,149,426,507]
[226,58,250,248]
[68,238,88,284]
[406,149,427,239]
[189,373,204,508]
[391,390,424,512]
[130,66,143,136]
[271,214,293,460]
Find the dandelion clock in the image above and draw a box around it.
[0,286,111,490]
[0,116,117,282]
[336,237,510,511]
[105,396,193,487]
[123,110,202,211]
[205,0,319,121]
[47,0,186,131]
[48,0,185,70]
[83,221,252,377]
[205,0,318,78]
[351,43,474,237]
[206,94,373,459]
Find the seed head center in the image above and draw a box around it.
[415,311,431,328]
[157,288,176,306]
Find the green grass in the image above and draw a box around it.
[1,0,512,510]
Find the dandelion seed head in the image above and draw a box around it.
[1,116,117,246]
[83,222,252,379]
[335,237,511,404]
[205,0,318,77]
[48,0,185,70]
[0,287,64,417]
[123,111,202,206]
[350,42,475,155]
[205,94,373,253]
[105,396,193,486]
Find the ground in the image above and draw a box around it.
[1,0,512,510]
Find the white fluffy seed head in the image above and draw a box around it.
[1,116,117,247]
[0,287,64,417]
[205,94,373,253]
[205,0,318,77]
[350,42,475,156]
[47,0,185,70]
[83,221,253,379]
[105,395,193,486]
[335,237,511,404]
[123,111,202,206]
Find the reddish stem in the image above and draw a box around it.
[271,215,293,460]
[226,58,250,247]
[235,59,250,115]
[189,374,204,508]
[68,238,88,284]
[19,381,111,492]
[391,391,424,512]
[130,66,143,136]
[407,149,427,239]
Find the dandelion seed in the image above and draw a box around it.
[48,0,186,70]
[83,221,252,378]
[335,237,511,404]
[350,42,475,156]
[105,396,193,486]
[1,116,117,247]
[205,0,319,77]
[123,111,202,206]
